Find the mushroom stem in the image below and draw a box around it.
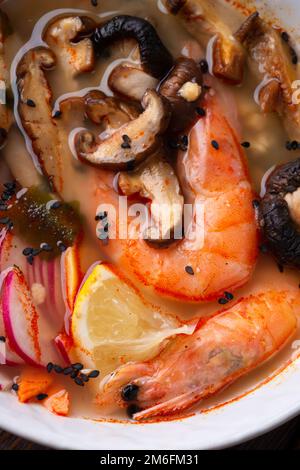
[91,15,174,79]
[76,89,171,171]
[119,153,184,246]
[236,12,300,140]
[166,0,245,85]
[43,16,96,78]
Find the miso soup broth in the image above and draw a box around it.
[0,0,300,422]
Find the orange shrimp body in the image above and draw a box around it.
[97,93,258,301]
[98,291,297,420]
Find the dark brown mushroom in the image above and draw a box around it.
[85,90,139,127]
[119,153,184,246]
[43,16,96,77]
[165,0,245,85]
[16,48,63,190]
[108,63,158,102]
[16,47,137,192]
[259,159,300,268]
[75,89,171,171]
[159,57,203,133]
[91,15,173,79]
[236,12,300,139]
[0,10,12,148]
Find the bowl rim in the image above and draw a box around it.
[1,0,300,451]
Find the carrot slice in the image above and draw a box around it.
[45,389,70,417]
[18,370,52,403]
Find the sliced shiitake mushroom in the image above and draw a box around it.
[108,63,158,102]
[260,159,300,268]
[75,89,171,171]
[236,12,300,139]
[43,16,96,77]
[91,15,173,79]
[84,90,139,128]
[166,0,245,85]
[159,57,203,133]
[16,48,61,188]
[119,153,184,246]
[0,10,12,147]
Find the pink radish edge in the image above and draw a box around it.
[2,269,42,368]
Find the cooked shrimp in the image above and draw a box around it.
[97,92,258,301]
[98,291,297,420]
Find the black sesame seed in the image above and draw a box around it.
[224,292,234,301]
[26,99,36,108]
[88,370,100,379]
[252,200,260,209]
[70,370,79,379]
[72,363,84,371]
[80,374,89,383]
[12,383,19,392]
[291,140,299,150]
[41,243,53,252]
[218,298,229,305]
[54,365,63,374]
[0,217,10,225]
[200,59,209,74]
[51,201,62,209]
[27,255,34,265]
[32,248,41,257]
[196,107,206,117]
[241,141,251,148]
[57,242,67,253]
[121,383,139,402]
[36,393,48,401]
[211,140,219,150]
[0,204,7,211]
[74,377,84,386]
[121,134,132,149]
[91,0,98,6]
[281,31,290,42]
[53,110,62,119]
[23,247,33,256]
[63,366,73,375]
[127,404,142,418]
[0,336,6,342]
[286,141,293,151]
[185,265,194,276]
[46,362,53,373]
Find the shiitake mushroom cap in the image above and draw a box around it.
[159,57,203,133]
[259,159,300,267]
[91,15,173,79]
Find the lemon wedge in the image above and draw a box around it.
[72,264,194,377]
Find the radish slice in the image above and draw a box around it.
[0,229,65,328]
[2,267,60,366]
[0,266,25,366]
[54,332,73,364]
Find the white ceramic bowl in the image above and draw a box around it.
[1,0,300,450]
